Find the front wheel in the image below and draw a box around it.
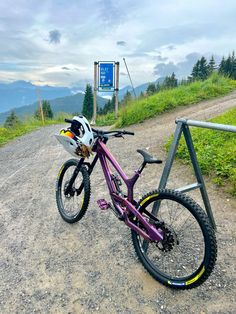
[56,159,90,223]
[131,189,217,289]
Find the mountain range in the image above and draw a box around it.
[0,78,164,125]
[0,80,72,113]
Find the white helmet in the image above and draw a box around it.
[55,115,94,158]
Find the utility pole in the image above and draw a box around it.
[123,57,136,98]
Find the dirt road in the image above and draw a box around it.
[0,93,236,313]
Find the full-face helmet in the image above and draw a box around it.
[55,115,94,158]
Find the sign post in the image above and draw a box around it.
[92,61,119,124]
[98,62,115,92]
[115,62,119,119]
[91,62,98,125]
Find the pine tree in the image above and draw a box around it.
[146,83,156,95]
[156,82,161,92]
[122,90,132,105]
[82,84,94,120]
[163,72,178,89]
[199,57,209,80]
[191,60,201,80]
[43,100,53,119]
[34,100,53,120]
[4,111,20,128]
[208,55,216,74]
[191,57,209,81]
[102,99,113,114]
[219,56,226,75]
[224,54,232,76]
[231,51,236,80]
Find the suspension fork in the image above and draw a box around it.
[65,158,85,194]
[65,155,99,195]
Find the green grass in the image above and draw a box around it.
[0,112,72,146]
[96,112,116,126]
[166,108,236,196]
[97,73,236,127]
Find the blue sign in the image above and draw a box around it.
[98,62,115,91]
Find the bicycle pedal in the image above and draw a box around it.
[97,199,110,210]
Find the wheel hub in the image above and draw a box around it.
[157,225,178,252]
[64,181,75,198]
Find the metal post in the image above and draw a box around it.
[152,121,183,215]
[123,58,137,98]
[115,62,119,119]
[92,61,98,124]
[158,122,184,189]
[182,125,216,229]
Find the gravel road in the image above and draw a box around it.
[0,92,236,314]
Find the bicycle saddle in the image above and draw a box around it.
[137,149,162,164]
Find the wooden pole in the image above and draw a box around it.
[92,61,98,124]
[115,62,119,119]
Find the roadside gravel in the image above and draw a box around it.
[0,92,236,313]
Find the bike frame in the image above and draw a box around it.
[90,138,163,242]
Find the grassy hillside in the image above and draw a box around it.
[96,74,236,127]
[166,108,236,196]
[0,113,71,146]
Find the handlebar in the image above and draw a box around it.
[64,119,134,137]
[65,118,74,124]
[92,128,134,137]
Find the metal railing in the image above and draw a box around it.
[153,118,236,230]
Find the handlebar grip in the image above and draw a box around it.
[65,118,74,123]
[124,131,135,135]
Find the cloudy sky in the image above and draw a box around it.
[0,0,236,88]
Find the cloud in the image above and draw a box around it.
[154,62,179,77]
[117,41,126,46]
[167,45,176,51]
[62,66,70,70]
[156,55,168,62]
[154,52,202,78]
[48,30,61,44]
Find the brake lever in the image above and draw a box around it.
[114,133,124,139]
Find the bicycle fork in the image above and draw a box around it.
[65,158,85,195]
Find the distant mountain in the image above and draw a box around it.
[0,92,107,125]
[0,77,166,125]
[0,80,71,113]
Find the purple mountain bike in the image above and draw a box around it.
[56,120,217,289]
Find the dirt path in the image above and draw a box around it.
[0,93,236,314]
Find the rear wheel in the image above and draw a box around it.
[56,159,90,223]
[131,189,217,289]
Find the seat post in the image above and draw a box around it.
[138,162,147,174]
